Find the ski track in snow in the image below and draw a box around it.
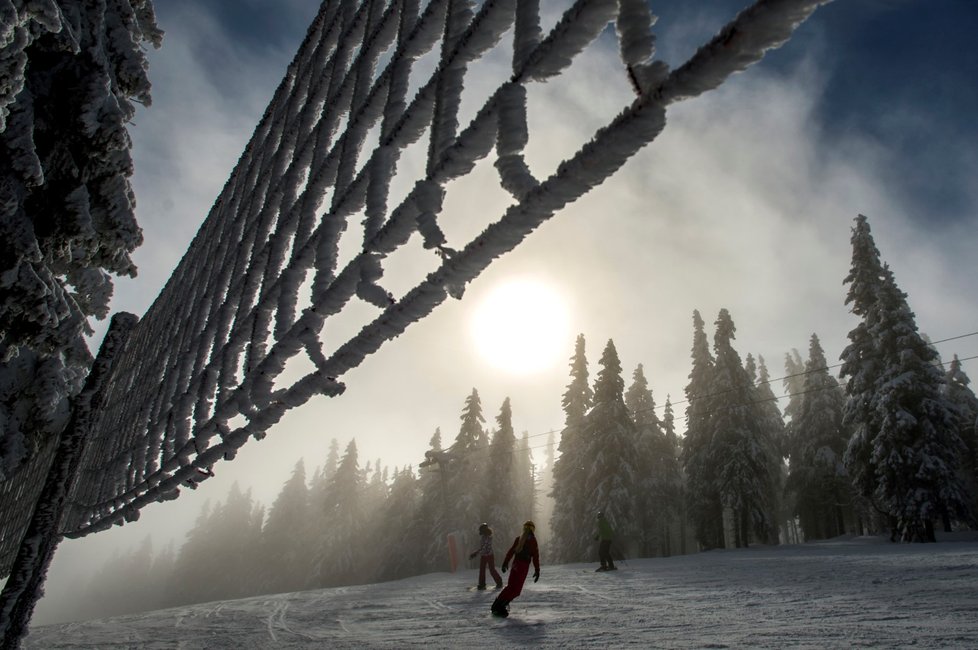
[24,538,978,648]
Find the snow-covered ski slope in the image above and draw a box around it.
[26,537,978,649]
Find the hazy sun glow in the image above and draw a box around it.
[471,279,570,375]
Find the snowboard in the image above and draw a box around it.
[490,610,547,626]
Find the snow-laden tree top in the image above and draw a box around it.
[0,0,162,474]
[0,0,162,351]
[38,0,830,540]
[0,0,161,485]
[0,0,162,584]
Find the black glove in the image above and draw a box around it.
[469,552,477,559]
[501,564,508,573]
[533,571,540,583]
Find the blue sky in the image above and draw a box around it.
[781,1,978,222]
[38,0,978,621]
[646,0,978,223]
[158,0,978,222]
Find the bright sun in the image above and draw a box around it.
[471,279,570,375]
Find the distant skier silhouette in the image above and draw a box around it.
[595,511,617,571]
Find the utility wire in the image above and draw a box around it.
[670,330,978,410]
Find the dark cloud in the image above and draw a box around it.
[162,0,319,50]
[154,1,320,94]
[800,2,978,223]
[650,0,978,224]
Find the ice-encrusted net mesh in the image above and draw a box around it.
[57,0,829,537]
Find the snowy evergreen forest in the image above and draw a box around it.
[58,215,978,621]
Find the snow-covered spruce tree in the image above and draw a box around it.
[317,439,365,585]
[514,430,537,525]
[375,466,422,581]
[840,214,888,531]
[681,310,722,550]
[626,363,659,556]
[0,1,161,480]
[754,355,787,462]
[260,460,311,594]
[841,215,970,539]
[661,395,687,554]
[309,438,340,500]
[415,428,451,572]
[167,483,263,605]
[709,310,780,548]
[944,355,978,517]
[362,459,389,516]
[780,348,807,542]
[166,500,213,606]
[483,398,521,543]
[626,363,681,556]
[305,438,340,584]
[663,397,677,452]
[447,388,488,539]
[580,339,640,558]
[536,429,556,541]
[359,459,392,583]
[218,484,264,600]
[864,265,968,540]
[549,333,593,562]
[782,348,806,434]
[749,354,787,544]
[786,334,855,540]
[626,364,660,432]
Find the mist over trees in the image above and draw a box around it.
[61,394,538,618]
[61,214,978,621]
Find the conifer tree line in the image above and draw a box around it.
[69,215,978,619]
[68,393,540,618]
[547,214,978,556]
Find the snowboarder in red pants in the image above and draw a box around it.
[491,520,540,617]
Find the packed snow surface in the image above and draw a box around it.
[26,536,978,648]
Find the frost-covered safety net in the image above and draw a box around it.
[57,0,829,538]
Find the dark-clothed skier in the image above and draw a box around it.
[491,520,540,617]
[595,511,617,571]
[469,522,503,590]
